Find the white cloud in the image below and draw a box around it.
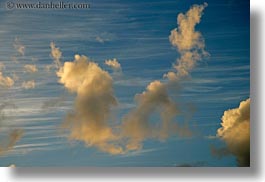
[57,54,123,154]
[22,80,35,89]
[165,3,209,80]
[24,64,38,73]
[50,42,62,69]
[122,80,192,151]
[216,98,250,166]
[0,72,14,88]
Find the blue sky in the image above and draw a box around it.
[0,0,249,166]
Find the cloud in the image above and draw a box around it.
[105,58,121,71]
[0,103,23,156]
[24,64,38,73]
[95,32,115,43]
[57,54,123,154]
[216,98,250,167]
[50,42,62,69]
[0,63,5,71]
[13,38,25,56]
[0,102,17,122]
[0,72,14,88]
[165,3,208,80]
[22,80,35,89]
[0,129,24,156]
[122,81,191,151]
[55,3,208,155]
[121,3,207,152]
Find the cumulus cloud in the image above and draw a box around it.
[24,64,38,73]
[57,54,123,154]
[13,38,25,56]
[22,80,35,89]
[55,3,208,155]
[216,98,250,167]
[50,42,62,69]
[105,58,121,71]
[0,72,14,88]
[122,81,191,151]
[0,129,24,155]
[165,3,208,80]
[121,3,207,152]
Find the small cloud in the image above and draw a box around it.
[165,3,209,80]
[105,58,121,71]
[13,38,25,56]
[50,42,62,69]
[96,36,105,43]
[95,32,115,43]
[22,80,35,89]
[24,64,38,73]
[57,54,123,155]
[0,72,14,88]
[0,62,5,71]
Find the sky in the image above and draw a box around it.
[0,0,249,167]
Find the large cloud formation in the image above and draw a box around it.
[56,3,208,155]
[216,98,250,167]
[122,81,191,151]
[57,55,123,154]
[121,3,207,151]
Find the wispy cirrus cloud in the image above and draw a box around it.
[50,42,62,69]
